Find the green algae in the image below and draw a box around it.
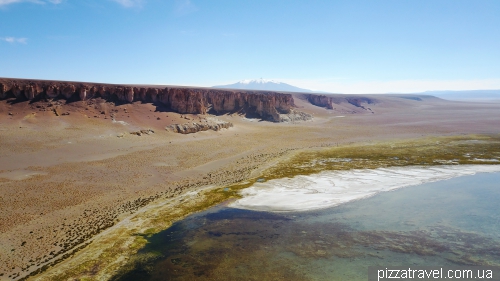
[42,184,253,281]
[33,134,500,280]
[109,134,500,280]
[112,173,500,281]
[257,135,500,181]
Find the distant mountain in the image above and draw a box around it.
[424,90,500,101]
[213,79,325,93]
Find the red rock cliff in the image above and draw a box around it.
[307,94,377,110]
[0,78,296,122]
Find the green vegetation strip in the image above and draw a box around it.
[259,134,500,181]
[36,134,500,280]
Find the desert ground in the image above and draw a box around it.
[1,90,500,280]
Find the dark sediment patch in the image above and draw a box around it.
[111,173,500,281]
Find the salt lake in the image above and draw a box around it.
[113,167,500,281]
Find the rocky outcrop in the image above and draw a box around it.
[278,109,313,123]
[307,94,377,111]
[24,83,43,100]
[307,95,334,109]
[162,88,208,114]
[167,120,233,134]
[205,90,293,121]
[45,84,59,99]
[0,82,7,99]
[345,97,375,109]
[130,129,155,136]
[11,83,23,99]
[78,86,87,101]
[61,84,76,99]
[0,78,299,122]
[135,87,147,101]
[124,87,134,103]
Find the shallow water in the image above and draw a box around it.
[230,165,500,212]
[114,172,500,281]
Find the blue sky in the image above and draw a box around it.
[1,0,499,93]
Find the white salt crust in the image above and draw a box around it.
[229,165,500,212]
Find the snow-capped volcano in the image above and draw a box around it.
[238,78,281,84]
[213,79,314,92]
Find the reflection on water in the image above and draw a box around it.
[113,172,500,281]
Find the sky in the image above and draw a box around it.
[1,0,499,94]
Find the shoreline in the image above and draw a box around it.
[1,82,500,280]
[229,165,500,212]
[25,135,500,280]
[28,185,234,281]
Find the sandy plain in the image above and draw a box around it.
[1,92,500,280]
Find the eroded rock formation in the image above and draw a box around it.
[61,84,76,99]
[0,78,300,122]
[307,94,377,111]
[307,94,334,109]
[167,120,233,134]
[0,82,7,99]
[278,109,313,122]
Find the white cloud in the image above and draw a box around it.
[279,78,500,94]
[1,37,28,44]
[175,0,197,15]
[109,0,144,8]
[0,0,62,6]
[0,0,27,5]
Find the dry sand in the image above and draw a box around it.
[0,94,500,280]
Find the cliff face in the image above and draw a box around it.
[307,95,334,109]
[307,94,377,110]
[0,79,296,122]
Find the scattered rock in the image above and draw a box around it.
[130,129,155,136]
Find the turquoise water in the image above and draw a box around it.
[113,172,500,281]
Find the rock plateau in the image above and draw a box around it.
[0,78,303,122]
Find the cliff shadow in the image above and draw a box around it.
[244,111,265,121]
[150,101,178,113]
[5,96,28,105]
[206,106,246,117]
